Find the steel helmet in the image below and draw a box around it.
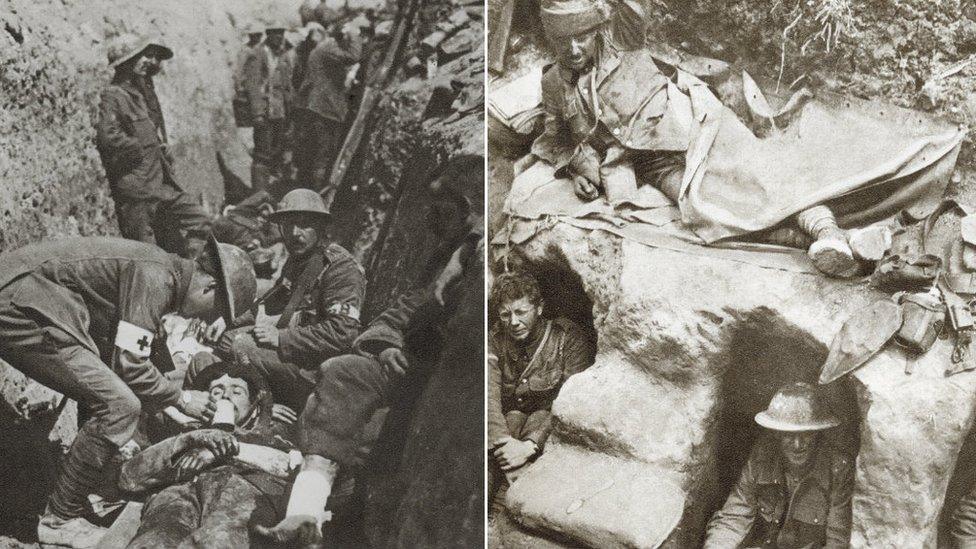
[205,236,257,321]
[754,382,841,432]
[268,189,332,223]
[107,33,173,68]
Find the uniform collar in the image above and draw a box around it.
[755,436,831,492]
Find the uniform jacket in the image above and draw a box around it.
[96,78,181,200]
[487,317,593,448]
[242,242,365,367]
[531,44,692,183]
[704,437,854,549]
[297,36,362,123]
[241,44,295,120]
[0,237,193,407]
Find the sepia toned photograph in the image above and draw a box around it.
[0,0,484,547]
[488,0,976,547]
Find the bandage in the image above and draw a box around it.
[285,468,336,526]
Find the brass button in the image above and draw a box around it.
[625,140,633,147]
[612,128,620,135]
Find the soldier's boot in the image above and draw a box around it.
[37,515,107,549]
[40,431,115,548]
[764,226,814,249]
[797,205,859,278]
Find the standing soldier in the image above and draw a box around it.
[196,189,365,411]
[232,24,264,127]
[95,34,213,258]
[241,25,295,191]
[704,382,853,548]
[0,236,256,548]
[294,24,363,190]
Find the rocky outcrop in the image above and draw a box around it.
[490,215,976,547]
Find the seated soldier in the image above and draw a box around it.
[531,0,951,278]
[194,188,366,413]
[252,155,484,546]
[118,359,359,548]
[704,382,853,549]
[487,271,594,515]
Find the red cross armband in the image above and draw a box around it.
[115,320,154,359]
[326,302,361,322]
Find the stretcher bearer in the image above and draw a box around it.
[0,236,255,548]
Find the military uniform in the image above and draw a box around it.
[951,480,976,547]
[531,44,688,203]
[298,231,483,470]
[292,36,362,188]
[0,237,194,518]
[704,437,854,549]
[241,43,295,186]
[96,78,212,256]
[190,242,365,410]
[487,317,593,511]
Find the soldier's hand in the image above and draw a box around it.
[173,447,216,479]
[186,429,239,458]
[378,347,409,376]
[253,325,280,348]
[493,439,537,471]
[203,317,227,344]
[433,243,466,305]
[572,175,599,201]
[254,515,321,547]
[178,390,217,421]
[272,403,299,425]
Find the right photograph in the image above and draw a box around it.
[486,1,976,547]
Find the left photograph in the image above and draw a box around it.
[0,0,484,548]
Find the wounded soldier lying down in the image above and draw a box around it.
[117,359,356,548]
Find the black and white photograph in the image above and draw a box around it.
[0,0,484,547]
[488,0,976,547]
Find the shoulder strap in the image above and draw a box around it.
[276,251,326,328]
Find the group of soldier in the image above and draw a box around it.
[0,12,483,549]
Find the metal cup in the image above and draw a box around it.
[211,399,236,430]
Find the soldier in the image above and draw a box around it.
[196,189,365,411]
[234,24,264,97]
[293,23,363,189]
[253,155,484,545]
[532,0,882,278]
[95,34,213,258]
[704,382,853,549]
[241,25,295,190]
[0,236,255,548]
[487,271,594,514]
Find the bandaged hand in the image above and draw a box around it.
[254,515,321,546]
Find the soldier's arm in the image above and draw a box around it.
[278,258,365,364]
[95,90,140,160]
[522,323,593,446]
[113,263,183,409]
[487,350,512,447]
[119,429,239,493]
[353,288,430,355]
[530,69,576,174]
[703,452,759,549]
[824,453,854,548]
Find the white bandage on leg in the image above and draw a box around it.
[285,468,337,527]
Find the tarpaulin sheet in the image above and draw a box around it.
[496,158,820,274]
[494,60,967,272]
[677,73,966,243]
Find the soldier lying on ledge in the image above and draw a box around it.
[704,382,853,549]
[118,359,359,548]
